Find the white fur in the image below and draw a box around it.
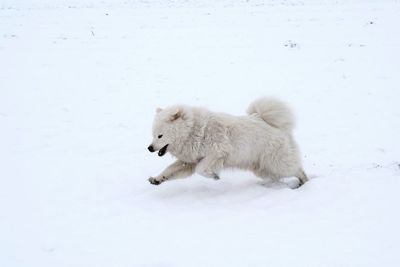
[148,97,308,187]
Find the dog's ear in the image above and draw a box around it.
[156,107,162,113]
[169,108,183,122]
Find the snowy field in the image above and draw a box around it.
[1,0,400,266]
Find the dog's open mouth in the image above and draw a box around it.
[158,144,169,157]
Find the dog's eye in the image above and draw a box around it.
[158,135,163,139]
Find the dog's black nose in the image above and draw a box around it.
[148,145,155,152]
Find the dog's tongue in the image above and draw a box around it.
[158,144,168,157]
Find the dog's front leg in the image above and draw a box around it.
[195,156,224,180]
[148,160,196,185]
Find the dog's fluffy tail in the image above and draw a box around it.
[247,97,295,131]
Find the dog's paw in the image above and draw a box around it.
[148,177,162,185]
[281,177,303,189]
[212,173,220,180]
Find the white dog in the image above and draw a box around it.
[147,97,308,188]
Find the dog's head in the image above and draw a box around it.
[148,105,193,157]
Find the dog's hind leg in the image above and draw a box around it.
[295,169,309,187]
[148,160,196,185]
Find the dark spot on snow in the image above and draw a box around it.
[377,148,385,153]
[373,163,382,169]
[3,34,17,38]
[348,43,366,48]
[284,40,299,49]
[42,247,55,253]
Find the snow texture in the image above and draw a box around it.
[1,0,400,266]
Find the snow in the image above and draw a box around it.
[1,0,400,266]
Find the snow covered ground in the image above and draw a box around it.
[1,0,400,266]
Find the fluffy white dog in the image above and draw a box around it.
[147,97,308,188]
